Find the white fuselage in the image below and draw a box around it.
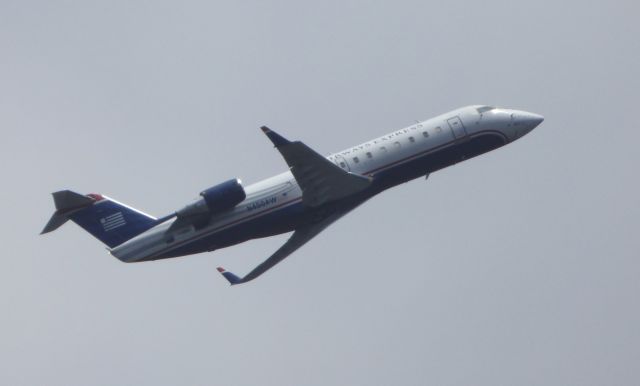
[111,105,542,262]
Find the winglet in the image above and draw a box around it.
[261,126,291,147]
[216,267,241,285]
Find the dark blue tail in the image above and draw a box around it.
[42,190,158,248]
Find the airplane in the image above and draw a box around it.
[42,105,543,285]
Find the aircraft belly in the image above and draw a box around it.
[150,200,308,260]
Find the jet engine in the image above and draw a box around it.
[176,178,246,220]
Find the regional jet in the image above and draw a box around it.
[42,106,543,285]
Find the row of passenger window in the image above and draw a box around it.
[338,127,443,168]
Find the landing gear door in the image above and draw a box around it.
[447,116,467,140]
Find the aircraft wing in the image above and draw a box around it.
[261,126,371,207]
[216,210,345,285]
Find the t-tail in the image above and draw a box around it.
[41,190,158,248]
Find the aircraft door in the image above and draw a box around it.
[333,154,351,171]
[447,116,467,139]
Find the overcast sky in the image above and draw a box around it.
[1,1,639,385]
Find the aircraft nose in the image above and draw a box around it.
[511,110,544,138]
[506,110,544,141]
[521,111,544,129]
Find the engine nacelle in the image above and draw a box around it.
[200,178,246,212]
[176,178,246,219]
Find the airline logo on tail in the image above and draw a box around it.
[101,212,126,232]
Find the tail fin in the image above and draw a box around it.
[42,190,158,248]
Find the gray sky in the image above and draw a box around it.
[1,1,639,385]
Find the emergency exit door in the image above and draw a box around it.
[447,116,467,139]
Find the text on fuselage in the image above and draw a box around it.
[246,196,277,211]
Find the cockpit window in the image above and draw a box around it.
[476,106,496,114]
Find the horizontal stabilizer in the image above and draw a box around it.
[41,190,96,234]
[53,190,95,211]
[41,212,70,234]
[41,190,158,247]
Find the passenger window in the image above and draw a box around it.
[339,162,346,168]
[380,146,387,153]
[394,141,401,148]
[435,126,442,133]
[409,136,415,143]
[366,152,372,159]
[422,131,429,138]
[353,157,359,163]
